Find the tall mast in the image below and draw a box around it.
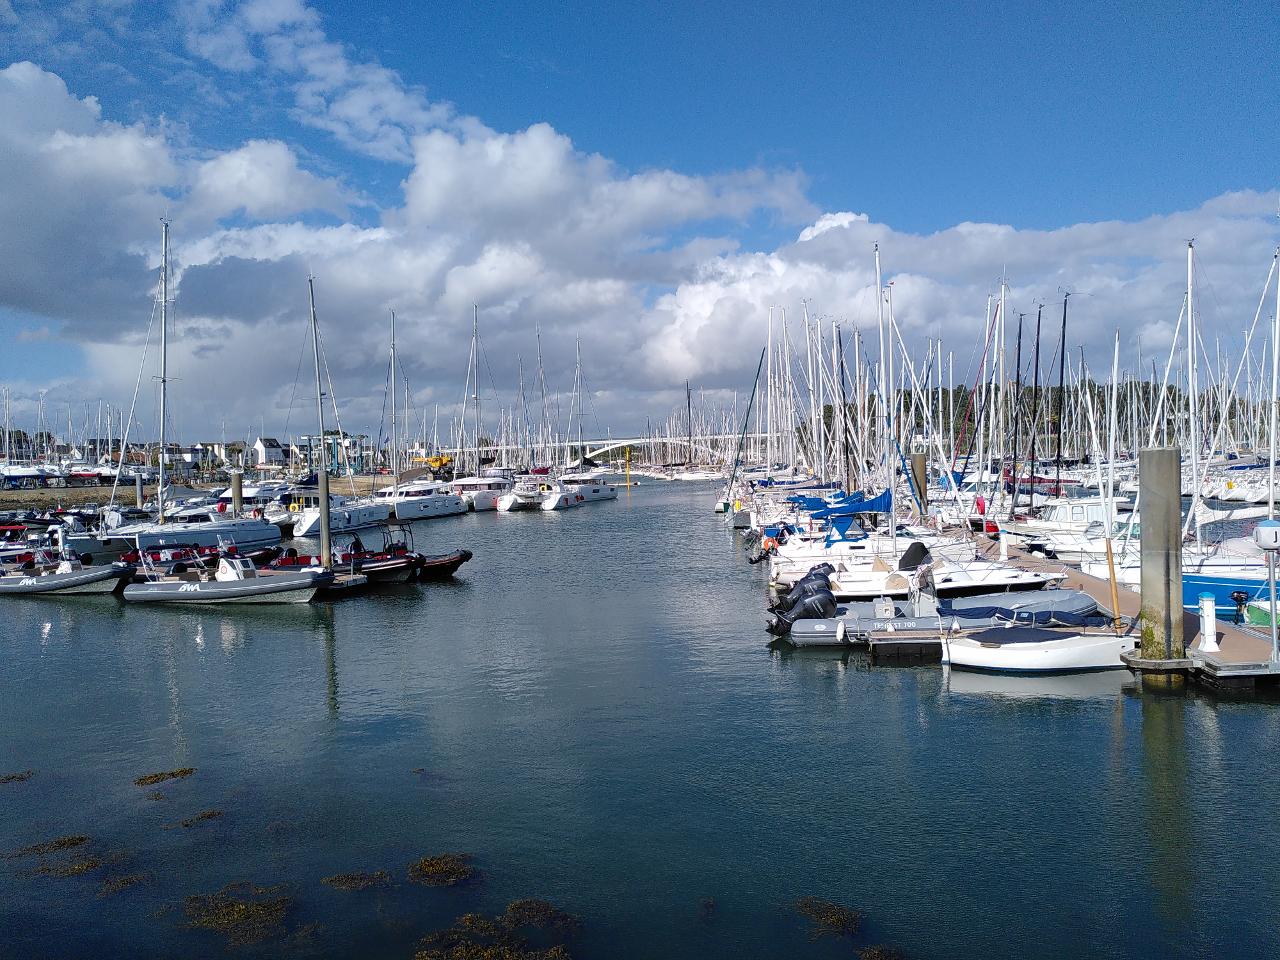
[1055,294,1069,497]
[1186,240,1201,550]
[1029,305,1043,511]
[766,307,774,471]
[308,275,331,569]
[1011,314,1024,509]
[390,309,398,495]
[574,338,584,461]
[686,379,693,466]
[157,219,170,524]
[875,244,894,546]
[472,305,482,475]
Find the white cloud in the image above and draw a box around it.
[3,5,1278,443]
[181,0,461,162]
[186,138,355,220]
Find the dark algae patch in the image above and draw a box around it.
[184,881,291,946]
[133,767,195,787]
[407,852,477,887]
[860,947,906,960]
[98,872,151,898]
[0,770,34,784]
[415,899,580,960]
[795,896,863,938]
[322,870,389,891]
[502,899,582,934]
[170,809,223,829]
[35,856,104,878]
[7,835,90,858]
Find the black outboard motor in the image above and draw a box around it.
[770,565,837,613]
[767,588,837,635]
[770,577,829,614]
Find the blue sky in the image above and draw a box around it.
[1,0,1278,439]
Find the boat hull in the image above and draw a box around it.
[0,564,133,595]
[390,495,467,521]
[943,628,1135,673]
[122,570,332,603]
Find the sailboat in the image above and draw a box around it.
[559,339,618,502]
[446,306,517,509]
[70,222,281,557]
[371,310,465,521]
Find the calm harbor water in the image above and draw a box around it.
[3,483,1279,958]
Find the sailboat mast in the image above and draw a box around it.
[1055,294,1069,496]
[472,305,481,476]
[308,276,331,569]
[1186,241,1201,550]
[390,310,398,495]
[575,338,584,461]
[157,219,169,524]
[686,380,693,467]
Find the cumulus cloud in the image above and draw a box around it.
[180,0,462,162]
[2,1,1278,446]
[186,138,357,221]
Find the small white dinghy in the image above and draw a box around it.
[123,554,333,604]
[942,625,1136,673]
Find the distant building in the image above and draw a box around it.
[253,437,285,468]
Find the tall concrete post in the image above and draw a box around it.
[909,451,928,519]
[1139,447,1184,659]
[134,473,143,509]
[231,470,244,517]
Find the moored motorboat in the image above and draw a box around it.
[780,588,1103,645]
[0,550,134,596]
[123,554,333,603]
[941,625,1136,673]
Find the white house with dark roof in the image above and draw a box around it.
[252,436,285,468]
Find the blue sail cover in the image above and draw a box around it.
[810,489,893,518]
[824,515,868,544]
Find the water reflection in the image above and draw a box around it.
[944,666,1135,701]
[1138,682,1195,925]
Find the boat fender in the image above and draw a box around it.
[285,547,298,559]
[80,553,93,567]
[171,562,188,574]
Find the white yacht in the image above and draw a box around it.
[497,476,580,512]
[560,473,618,503]
[70,513,282,557]
[372,478,467,520]
[292,493,390,536]
[448,475,514,511]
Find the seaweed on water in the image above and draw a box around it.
[0,770,34,784]
[407,853,477,887]
[145,791,166,801]
[184,882,292,947]
[322,870,389,891]
[859,947,906,960]
[171,809,223,829]
[699,896,717,922]
[502,899,582,934]
[34,856,104,878]
[795,896,863,938]
[414,900,581,960]
[133,767,195,787]
[98,872,151,898]
[7,835,90,859]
